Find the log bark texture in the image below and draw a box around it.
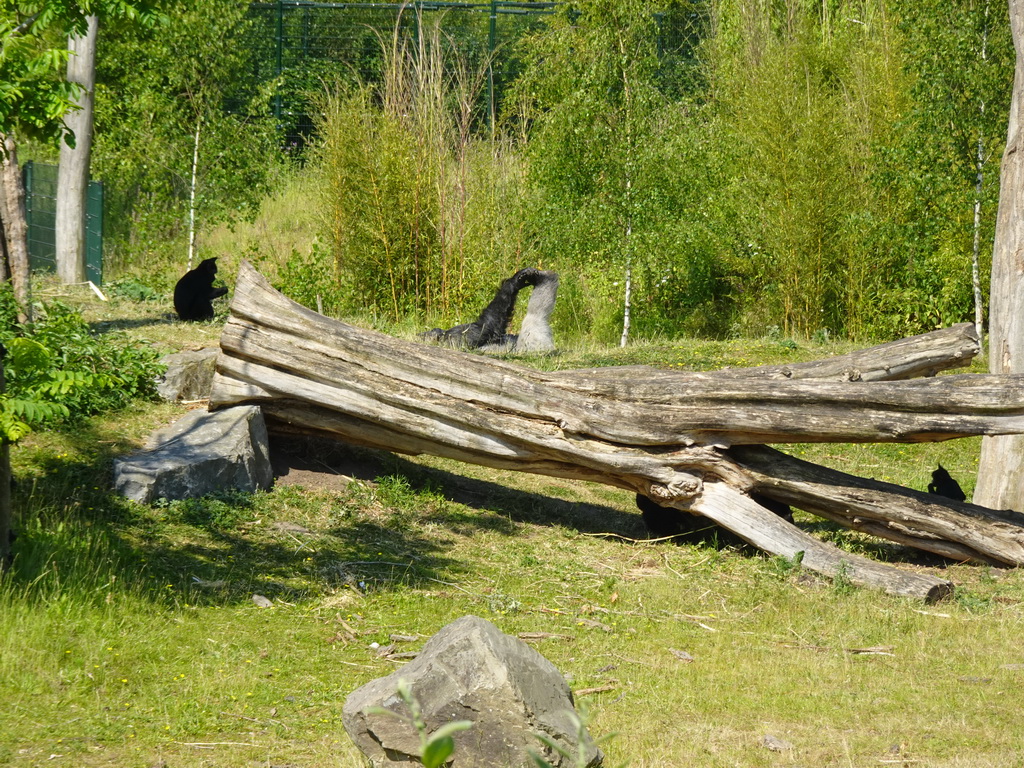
[211,263,1024,600]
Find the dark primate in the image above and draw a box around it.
[422,268,542,349]
[928,463,966,502]
[636,492,794,548]
[173,257,229,321]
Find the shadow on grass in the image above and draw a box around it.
[4,423,467,608]
[87,313,181,334]
[5,425,960,609]
[270,435,645,538]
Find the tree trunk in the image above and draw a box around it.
[975,0,1024,511]
[0,135,32,324]
[187,115,201,271]
[55,15,99,286]
[0,344,10,572]
[209,262,1024,600]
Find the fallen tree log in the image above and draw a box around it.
[210,262,1024,600]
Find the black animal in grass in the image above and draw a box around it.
[636,492,794,548]
[173,257,229,321]
[928,464,967,503]
[422,268,542,349]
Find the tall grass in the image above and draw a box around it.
[310,13,536,326]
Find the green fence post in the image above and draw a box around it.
[85,180,103,285]
[22,161,33,258]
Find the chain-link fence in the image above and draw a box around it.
[246,1,556,148]
[244,1,708,149]
[23,162,104,285]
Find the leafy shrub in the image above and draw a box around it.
[0,293,164,439]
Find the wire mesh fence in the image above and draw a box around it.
[244,1,708,148]
[246,1,556,148]
[23,162,104,285]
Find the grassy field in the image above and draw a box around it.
[1,282,1022,768]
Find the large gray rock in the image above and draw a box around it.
[113,405,272,503]
[156,347,219,402]
[343,615,602,768]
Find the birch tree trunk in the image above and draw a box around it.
[55,15,98,286]
[187,116,201,271]
[975,0,1024,510]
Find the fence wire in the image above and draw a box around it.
[244,1,707,148]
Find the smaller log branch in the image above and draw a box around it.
[558,323,979,384]
[731,445,1024,566]
[678,483,953,602]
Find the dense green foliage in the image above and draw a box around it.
[0,1,163,144]
[309,18,535,324]
[90,0,1013,343]
[92,0,279,275]
[0,290,163,441]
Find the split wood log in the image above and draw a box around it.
[565,321,981,383]
[210,262,1024,600]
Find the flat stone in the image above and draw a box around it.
[113,405,272,503]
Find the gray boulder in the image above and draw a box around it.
[113,405,272,503]
[156,347,219,402]
[343,615,603,768]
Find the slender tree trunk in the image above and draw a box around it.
[975,0,1024,510]
[55,15,98,285]
[0,344,10,572]
[972,0,991,356]
[972,139,985,353]
[187,115,201,271]
[0,135,32,324]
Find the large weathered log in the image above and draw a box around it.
[210,263,1024,600]
[210,269,1024,447]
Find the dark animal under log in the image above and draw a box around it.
[210,262,1024,601]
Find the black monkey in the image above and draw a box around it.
[928,464,966,502]
[173,257,229,322]
[636,492,794,548]
[422,268,542,349]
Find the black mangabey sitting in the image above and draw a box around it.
[422,268,541,349]
[928,464,966,502]
[173,257,229,321]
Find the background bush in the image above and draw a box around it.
[90,0,1013,344]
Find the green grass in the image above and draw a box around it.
[1,288,1019,767]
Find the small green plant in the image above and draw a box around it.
[528,704,619,768]
[158,491,256,531]
[108,278,161,302]
[367,678,473,768]
[769,549,805,580]
[0,296,164,434]
[832,561,855,596]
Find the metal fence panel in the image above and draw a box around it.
[23,161,104,285]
